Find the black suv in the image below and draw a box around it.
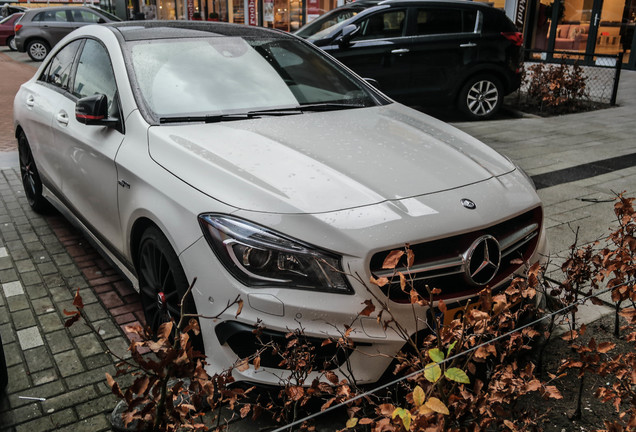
[14,6,120,61]
[296,0,523,119]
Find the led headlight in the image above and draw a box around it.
[199,214,352,293]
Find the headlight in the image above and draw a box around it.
[199,214,352,294]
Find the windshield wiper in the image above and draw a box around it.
[159,103,366,124]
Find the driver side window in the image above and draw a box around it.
[73,39,119,118]
[354,10,406,40]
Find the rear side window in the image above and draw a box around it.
[34,10,69,22]
[414,8,477,35]
[70,10,103,23]
[39,40,82,90]
[354,9,407,40]
[73,39,119,117]
[482,9,517,33]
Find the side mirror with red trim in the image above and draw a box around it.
[75,94,119,128]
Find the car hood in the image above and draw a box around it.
[148,104,515,214]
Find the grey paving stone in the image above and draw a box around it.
[19,271,42,287]
[0,268,19,283]
[104,337,132,361]
[76,394,117,419]
[6,363,30,393]
[23,241,45,254]
[77,288,98,305]
[82,303,109,321]
[65,364,117,389]
[38,312,63,333]
[0,256,13,270]
[45,330,73,354]
[55,414,111,432]
[25,346,53,373]
[42,274,64,289]
[48,286,73,303]
[51,254,73,267]
[54,350,85,377]
[23,284,48,300]
[66,275,88,289]
[31,297,55,315]
[41,386,97,413]
[31,369,59,386]
[85,353,115,370]
[59,265,81,279]
[0,323,15,343]
[14,408,77,432]
[0,306,8,323]
[92,319,120,340]
[11,309,36,330]
[2,281,24,297]
[75,333,105,358]
[3,341,21,367]
[36,262,58,276]
[17,326,44,350]
[0,403,41,428]
[7,295,29,312]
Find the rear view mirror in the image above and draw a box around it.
[75,94,118,128]
[336,24,359,47]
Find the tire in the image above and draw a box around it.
[458,74,503,120]
[7,36,17,51]
[18,132,49,213]
[137,227,202,350]
[26,39,49,62]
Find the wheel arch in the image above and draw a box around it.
[129,217,162,272]
[454,65,513,105]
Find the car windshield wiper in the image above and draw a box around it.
[159,103,366,124]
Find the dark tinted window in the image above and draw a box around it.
[354,9,407,40]
[39,40,82,90]
[482,9,517,33]
[73,39,119,117]
[414,8,476,35]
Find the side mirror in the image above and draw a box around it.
[98,18,106,23]
[336,24,359,47]
[76,94,118,127]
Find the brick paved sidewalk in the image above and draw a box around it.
[0,51,35,152]
[0,167,144,432]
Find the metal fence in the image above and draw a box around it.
[510,50,623,111]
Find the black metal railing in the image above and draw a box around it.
[511,50,623,110]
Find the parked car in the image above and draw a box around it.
[14,21,546,385]
[13,6,120,61]
[0,12,22,50]
[296,0,524,120]
[1,4,25,19]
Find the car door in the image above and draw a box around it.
[51,38,125,251]
[37,9,76,47]
[406,6,480,105]
[17,40,83,190]
[324,7,412,99]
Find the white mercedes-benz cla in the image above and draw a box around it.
[14,21,547,385]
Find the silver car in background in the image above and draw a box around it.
[13,6,119,61]
[14,22,547,385]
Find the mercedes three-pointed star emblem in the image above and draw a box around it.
[464,235,501,286]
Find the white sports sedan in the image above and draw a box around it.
[14,21,547,385]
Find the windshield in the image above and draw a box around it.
[295,7,363,41]
[0,12,19,24]
[130,36,378,119]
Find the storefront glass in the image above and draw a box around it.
[527,0,635,65]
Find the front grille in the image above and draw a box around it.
[370,207,542,302]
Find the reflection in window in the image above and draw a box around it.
[40,40,82,90]
[355,10,406,40]
[73,39,118,117]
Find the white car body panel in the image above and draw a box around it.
[13,23,548,386]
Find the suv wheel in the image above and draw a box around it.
[26,39,50,62]
[458,74,503,120]
[7,35,17,51]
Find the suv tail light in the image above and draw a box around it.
[14,24,22,33]
[501,32,523,46]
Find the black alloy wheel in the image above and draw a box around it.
[458,74,503,120]
[138,227,201,347]
[18,132,48,213]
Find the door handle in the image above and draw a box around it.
[460,42,477,48]
[56,111,69,126]
[26,95,35,108]
[391,48,410,54]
